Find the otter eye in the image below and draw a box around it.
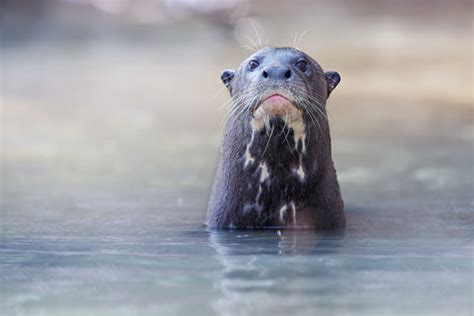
[296,60,308,72]
[248,60,259,71]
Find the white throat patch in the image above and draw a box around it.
[243,100,306,168]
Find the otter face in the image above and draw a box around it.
[221,47,340,123]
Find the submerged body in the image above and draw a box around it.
[207,47,345,229]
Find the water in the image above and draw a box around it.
[1,140,472,316]
[1,197,472,315]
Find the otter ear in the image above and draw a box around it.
[325,71,341,97]
[221,69,235,88]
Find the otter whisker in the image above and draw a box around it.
[232,100,252,124]
[228,92,258,125]
[251,23,263,49]
[303,104,320,131]
[307,100,328,123]
[279,109,289,137]
[305,105,323,136]
[223,93,254,122]
[226,100,250,123]
[260,124,275,160]
[264,113,271,136]
[303,89,334,123]
[219,93,243,110]
[213,84,231,99]
[221,93,248,112]
[295,87,328,123]
[292,32,298,49]
[278,111,294,155]
[301,95,326,120]
[242,45,256,52]
[302,92,327,117]
[243,34,260,52]
[295,29,310,50]
[303,100,330,147]
[283,127,295,155]
[292,87,326,137]
[302,98,325,128]
[225,100,245,118]
[223,105,245,126]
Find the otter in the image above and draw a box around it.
[207,47,345,229]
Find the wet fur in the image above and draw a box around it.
[207,47,345,229]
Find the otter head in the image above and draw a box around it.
[221,47,340,129]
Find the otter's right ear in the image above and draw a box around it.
[221,69,235,89]
[325,71,341,97]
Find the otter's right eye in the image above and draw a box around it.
[248,60,259,71]
[296,60,308,72]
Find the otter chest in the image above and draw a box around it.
[240,115,310,226]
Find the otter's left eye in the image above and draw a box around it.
[296,60,308,72]
[248,60,259,71]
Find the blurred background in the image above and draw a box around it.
[1,0,472,207]
[0,1,473,315]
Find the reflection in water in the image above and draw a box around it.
[209,230,345,315]
[206,216,473,316]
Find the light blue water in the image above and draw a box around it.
[1,183,472,315]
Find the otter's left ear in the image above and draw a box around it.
[325,71,341,97]
[221,69,235,88]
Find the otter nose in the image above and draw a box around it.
[261,66,292,81]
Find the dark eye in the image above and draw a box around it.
[248,60,259,71]
[296,60,308,72]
